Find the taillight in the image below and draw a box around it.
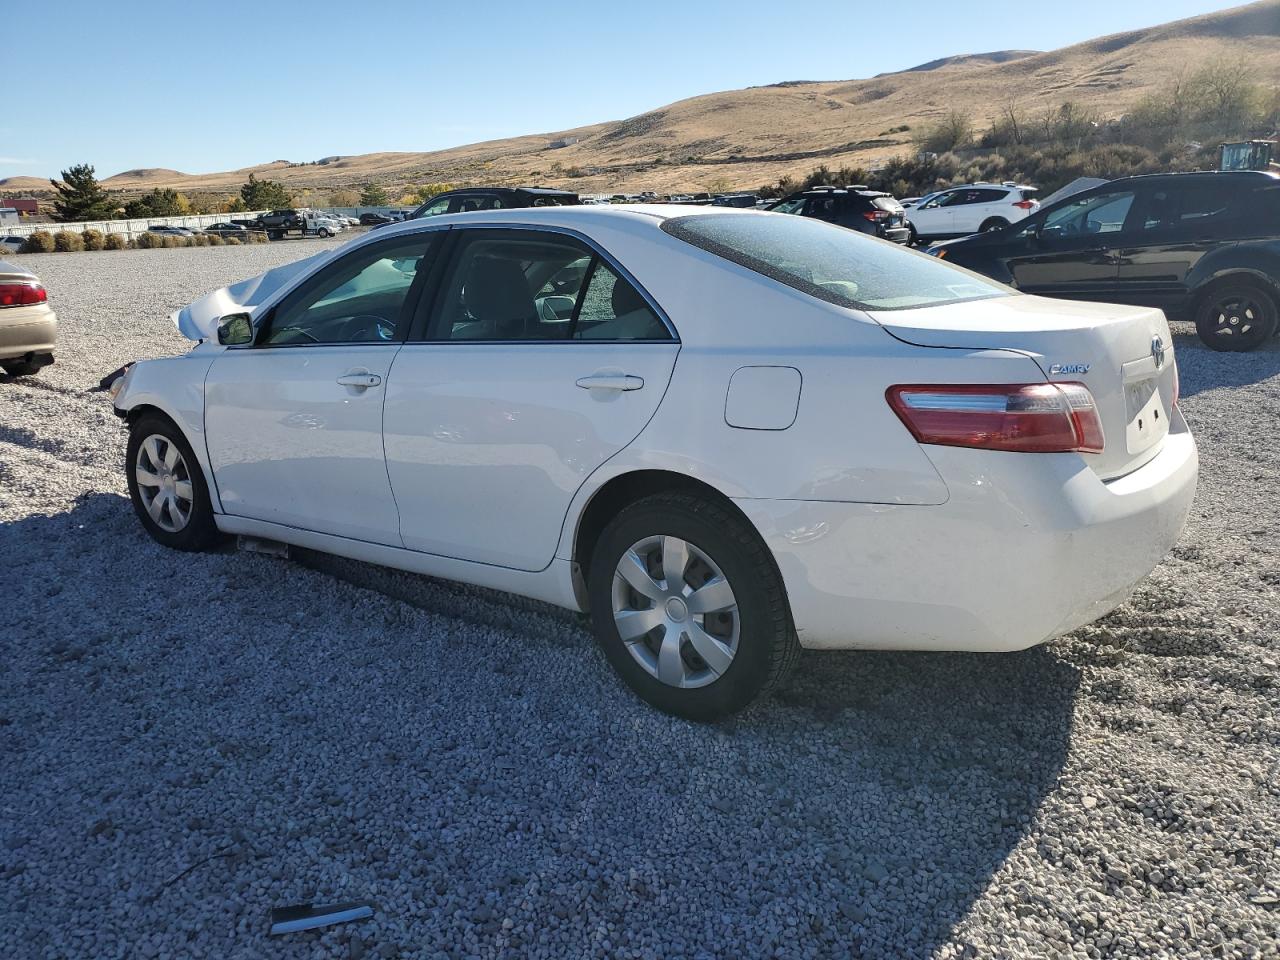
[862,209,890,221]
[0,281,47,307]
[887,382,1104,454]
[1012,200,1036,210]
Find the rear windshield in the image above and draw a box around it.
[872,197,902,211]
[661,212,1010,311]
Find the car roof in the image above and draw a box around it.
[1105,169,1280,187]
[363,202,747,238]
[434,186,578,198]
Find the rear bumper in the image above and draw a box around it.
[881,225,912,244]
[0,307,57,361]
[736,409,1198,651]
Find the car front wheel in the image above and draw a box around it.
[588,492,799,720]
[1195,282,1278,352]
[126,414,220,551]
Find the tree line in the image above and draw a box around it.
[30,166,428,222]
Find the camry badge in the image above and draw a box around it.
[1151,334,1166,369]
[1049,362,1090,375]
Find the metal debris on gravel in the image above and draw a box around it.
[1,241,1278,959]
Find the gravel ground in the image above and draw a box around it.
[1,242,1278,960]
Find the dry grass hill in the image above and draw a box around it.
[5,1,1277,198]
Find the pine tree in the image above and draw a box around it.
[50,164,116,222]
[359,182,390,206]
[239,173,292,210]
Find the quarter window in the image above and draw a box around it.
[262,236,432,345]
[432,230,669,342]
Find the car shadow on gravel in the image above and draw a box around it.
[3,493,1079,959]
[1169,324,1280,398]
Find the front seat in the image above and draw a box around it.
[462,256,536,339]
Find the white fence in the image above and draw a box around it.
[0,206,423,242]
[0,211,271,241]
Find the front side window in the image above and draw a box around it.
[1036,191,1136,239]
[262,236,433,345]
[664,213,1008,311]
[432,230,669,341]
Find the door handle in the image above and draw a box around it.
[336,372,382,388]
[575,374,644,391]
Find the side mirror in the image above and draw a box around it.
[216,313,254,346]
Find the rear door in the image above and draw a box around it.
[948,188,1009,234]
[383,227,680,571]
[1113,179,1241,312]
[1004,188,1138,299]
[204,232,440,544]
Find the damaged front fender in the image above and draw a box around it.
[171,251,327,341]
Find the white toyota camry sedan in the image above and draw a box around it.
[113,205,1198,718]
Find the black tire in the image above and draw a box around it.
[1,359,42,376]
[907,223,919,247]
[268,230,282,241]
[979,217,1009,233]
[125,413,220,551]
[587,491,800,720]
[317,228,331,238]
[1194,281,1278,352]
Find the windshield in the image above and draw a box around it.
[662,212,1010,310]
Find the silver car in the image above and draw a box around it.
[0,258,56,376]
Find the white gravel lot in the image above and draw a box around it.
[1,241,1278,960]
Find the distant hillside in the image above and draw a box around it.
[0,176,52,192]
[14,1,1280,197]
[892,50,1041,75]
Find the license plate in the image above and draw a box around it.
[1124,378,1164,453]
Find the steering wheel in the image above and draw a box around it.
[339,314,396,342]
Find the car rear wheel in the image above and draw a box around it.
[126,414,220,551]
[1195,282,1278,352]
[907,224,919,246]
[980,217,1009,233]
[587,491,799,720]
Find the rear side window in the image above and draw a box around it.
[430,230,671,342]
[1243,186,1280,231]
[1141,181,1236,232]
[662,213,1008,311]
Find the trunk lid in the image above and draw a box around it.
[870,294,1177,480]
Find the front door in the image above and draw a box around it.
[1004,188,1138,299]
[384,227,680,571]
[204,232,439,544]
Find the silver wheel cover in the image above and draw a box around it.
[611,535,740,689]
[135,434,195,533]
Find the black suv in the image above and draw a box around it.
[930,171,1280,351]
[766,186,911,244]
[408,186,580,220]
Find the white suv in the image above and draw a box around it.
[906,182,1038,242]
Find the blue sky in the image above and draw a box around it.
[1,0,1248,181]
